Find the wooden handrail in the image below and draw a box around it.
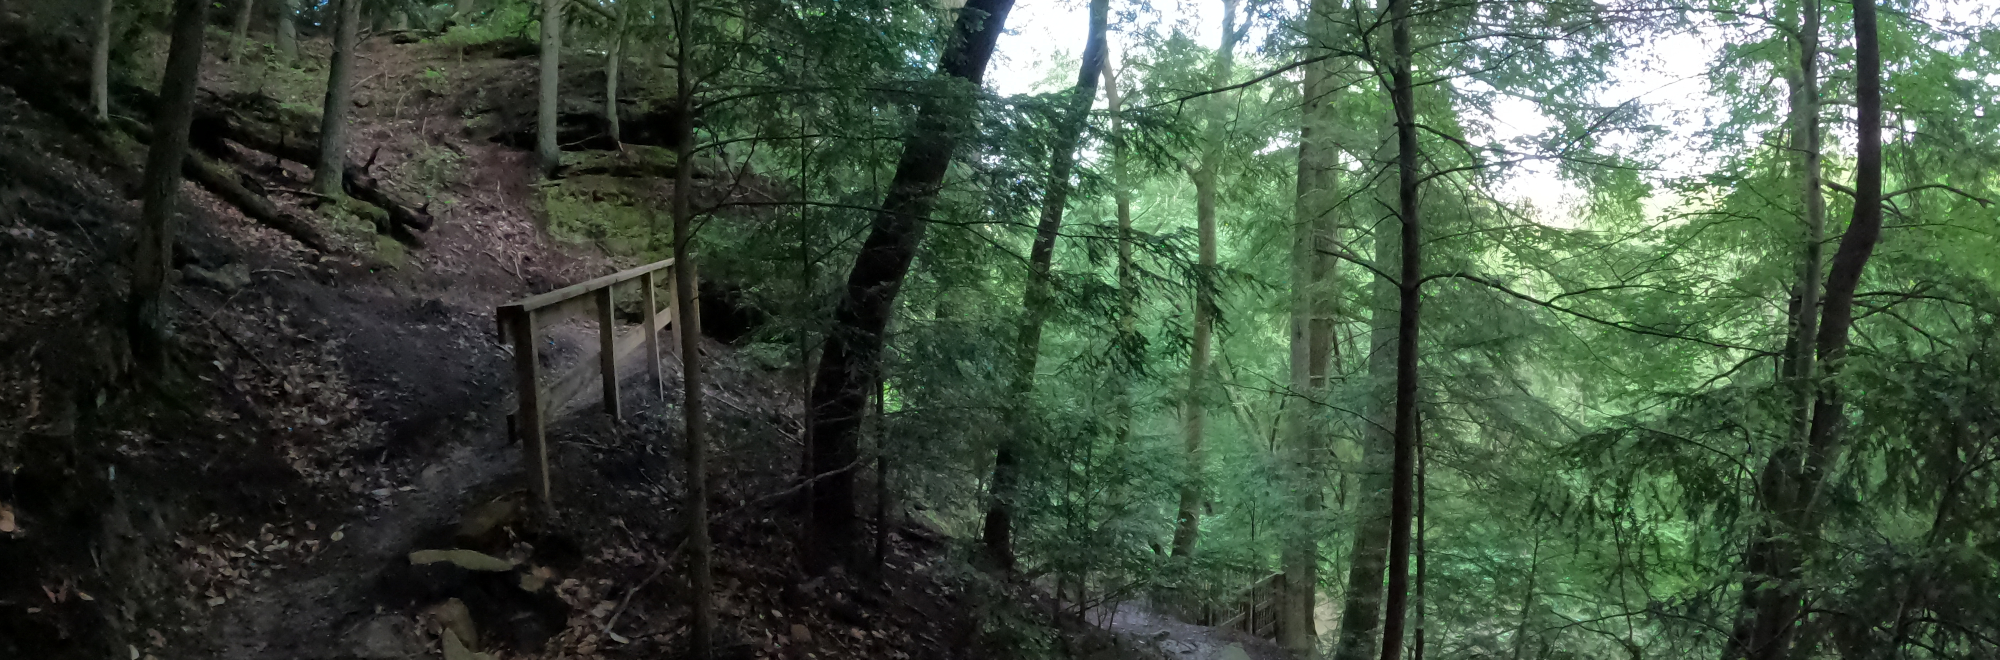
[496,257,687,515]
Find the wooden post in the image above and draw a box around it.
[641,270,664,400]
[597,286,621,419]
[506,307,552,514]
[666,270,683,360]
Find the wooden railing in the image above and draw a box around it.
[495,257,688,513]
[1161,572,1290,642]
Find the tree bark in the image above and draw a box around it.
[128,0,207,370]
[805,0,1014,573]
[665,0,714,653]
[1171,0,1240,559]
[980,0,1108,572]
[1377,0,1421,654]
[1329,158,1399,660]
[537,0,564,177]
[313,0,360,195]
[91,0,113,122]
[1103,50,1139,524]
[1735,2,1823,656]
[275,0,297,63]
[605,0,627,143]
[183,152,333,252]
[1283,0,1339,652]
[228,0,256,63]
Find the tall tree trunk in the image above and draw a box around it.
[669,0,713,650]
[128,0,207,369]
[312,0,360,196]
[1103,49,1139,522]
[1329,160,1400,660]
[1283,0,1339,652]
[1377,0,1422,654]
[1171,0,1240,559]
[227,0,256,63]
[981,0,1108,572]
[91,0,113,122]
[1735,2,1824,657]
[537,0,564,177]
[1412,436,1428,660]
[275,0,297,63]
[805,0,1015,573]
[1736,3,1885,659]
[605,0,627,143]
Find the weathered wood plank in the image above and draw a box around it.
[543,301,674,417]
[504,307,552,515]
[596,286,620,419]
[498,258,675,315]
[641,270,664,400]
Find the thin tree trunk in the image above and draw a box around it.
[605,0,627,143]
[1283,0,1339,651]
[1736,2,1822,656]
[874,377,891,582]
[981,0,1108,571]
[1329,168,1400,660]
[1102,49,1139,530]
[92,0,113,122]
[312,0,360,196]
[276,0,297,63]
[1172,0,1240,559]
[1377,0,1422,654]
[1412,435,1427,660]
[537,0,564,177]
[128,0,208,369]
[805,0,1014,573]
[1738,3,1881,659]
[228,0,256,63]
[669,0,713,649]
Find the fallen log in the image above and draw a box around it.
[192,94,438,236]
[115,114,335,253]
[183,153,336,253]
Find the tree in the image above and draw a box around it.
[1374,0,1422,655]
[227,0,255,63]
[805,0,1017,572]
[1281,0,1341,652]
[91,0,112,122]
[1734,1,1884,658]
[604,0,628,144]
[981,0,1110,572]
[665,0,712,649]
[275,0,297,63]
[313,0,361,196]
[128,0,207,370]
[537,0,563,177]
[1171,0,1241,559]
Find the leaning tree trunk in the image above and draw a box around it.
[275,0,297,63]
[980,0,1108,572]
[805,0,1015,573]
[1735,1,1824,656]
[312,0,360,195]
[537,0,563,177]
[1171,0,1240,559]
[605,0,628,143]
[128,0,207,370]
[1740,2,1884,658]
[1377,0,1423,655]
[91,0,113,122]
[227,0,255,63]
[1282,0,1340,652]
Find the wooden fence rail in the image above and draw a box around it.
[495,257,688,514]
[1159,572,1289,643]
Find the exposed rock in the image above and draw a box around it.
[409,549,515,572]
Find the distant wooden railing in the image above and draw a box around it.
[496,257,688,512]
[1161,572,1289,642]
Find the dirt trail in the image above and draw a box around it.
[1101,602,1287,660]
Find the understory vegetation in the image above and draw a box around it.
[2,0,1998,659]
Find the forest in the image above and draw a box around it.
[0,0,1997,658]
